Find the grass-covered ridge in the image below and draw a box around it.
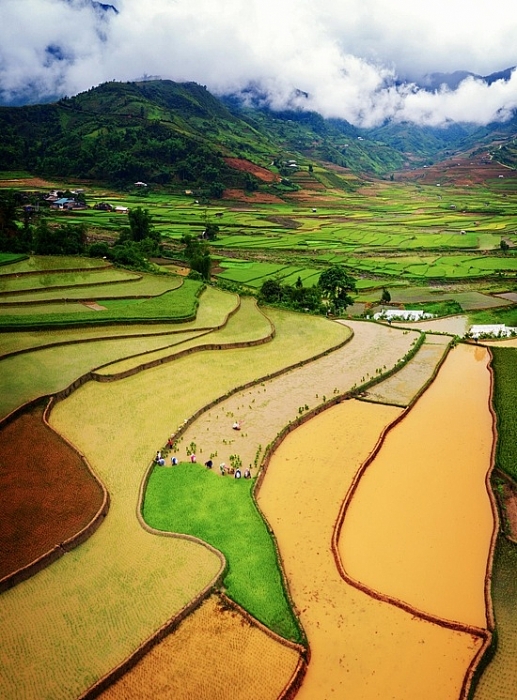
[143,463,303,642]
[490,347,517,482]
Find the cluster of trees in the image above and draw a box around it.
[259,266,356,315]
[180,233,211,280]
[0,194,162,271]
[0,191,30,253]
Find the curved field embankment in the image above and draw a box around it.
[361,332,451,406]
[0,303,348,699]
[134,320,427,696]
[0,268,141,297]
[0,287,240,419]
[258,400,487,700]
[0,401,106,585]
[0,285,239,358]
[173,320,419,473]
[0,254,110,276]
[258,382,490,699]
[340,344,495,629]
[98,594,302,700]
[94,296,273,378]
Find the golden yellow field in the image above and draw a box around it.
[100,594,302,700]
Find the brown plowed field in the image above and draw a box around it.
[223,188,285,203]
[397,153,517,187]
[0,403,105,580]
[223,158,278,182]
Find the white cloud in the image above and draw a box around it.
[1,0,516,127]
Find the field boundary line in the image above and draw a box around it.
[329,343,500,700]
[0,396,110,593]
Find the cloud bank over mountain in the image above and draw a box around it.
[1,0,516,127]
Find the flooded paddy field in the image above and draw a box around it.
[257,398,486,699]
[363,333,451,407]
[176,319,417,471]
[341,344,495,628]
[392,314,469,336]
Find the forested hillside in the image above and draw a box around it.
[1,79,516,190]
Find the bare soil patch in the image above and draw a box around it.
[0,402,105,580]
[223,188,285,204]
[264,215,301,228]
[223,158,278,183]
[81,301,108,311]
[0,177,57,189]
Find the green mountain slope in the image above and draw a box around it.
[1,78,516,190]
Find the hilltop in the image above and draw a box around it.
[0,79,516,193]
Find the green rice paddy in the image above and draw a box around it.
[144,463,302,641]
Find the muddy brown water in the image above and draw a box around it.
[341,343,495,629]
[258,343,493,699]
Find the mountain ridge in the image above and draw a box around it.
[1,78,516,191]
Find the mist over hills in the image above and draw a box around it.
[1,78,516,190]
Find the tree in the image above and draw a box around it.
[128,206,153,242]
[33,220,86,255]
[500,239,510,253]
[0,190,28,252]
[259,278,283,304]
[204,222,219,241]
[318,265,356,313]
[381,288,391,303]
[181,233,211,281]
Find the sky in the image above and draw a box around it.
[1,0,517,128]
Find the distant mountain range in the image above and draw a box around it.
[416,67,516,91]
[0,78,516,190]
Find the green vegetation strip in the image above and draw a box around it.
[490,347,517,482]
[0,273,183,303]
[0,253,29,266]
[0,268,138,295]
[144,463,301,641]
[471,347,517,700]
[0,255,109,275]
[0,279,203,329]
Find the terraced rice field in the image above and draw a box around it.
[264,405,485,700]
[0,293,350,698]
[341,344,494,628]
[0,252,513,699]
[362,333,451,406]
[258,344,494,699]
[99,594,302,700]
